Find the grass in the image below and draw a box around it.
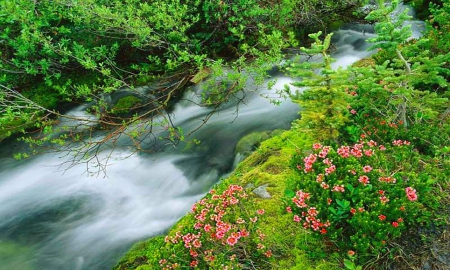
[113,129,344,269]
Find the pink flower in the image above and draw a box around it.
[332,185,345,192]
[229,197,239,205]
[348,250,355,256]
[379,145,386,151]
[293,215,301,222]
[368,140,378,147]
[264,250,273,258]
[405,187,418,201]
[379,196,389,204]
[229,185,243,191]
[351,148,363,158]
[226,236,238,246]
[323,158,332,165]
[351,109,357,114]
[204,224,212,232]
[392,222,399,227]
[320,182,330,189]
[379,176,396,183]
[190,249,199,257]
[350,208,356,215]
[364,149,374,156]
[239,229,250,238]
[250,217,258,223]
[337,146,351,158]
[286,206,292,213]
[193,239,202,248]
[325,165,336,175]
[358,175,370,185]
[190,260,198,267]
[256,209,265,215]
[363,165,373,173]
[215,230,225,239]
[236,218,245,224]
[316,174,324,183]
[313,143,323,150]
[378,214,386,221]
[393,140,403,146]
[308,207,318,217]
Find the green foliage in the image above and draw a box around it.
[0,0,368,147]
[345,0,449,138]
[286,141,436,264]
[285,31,351,142]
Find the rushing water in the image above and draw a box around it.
[0,8,424,270]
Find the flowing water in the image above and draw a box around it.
[0,8,424,270]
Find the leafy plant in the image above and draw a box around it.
[285,31,352,142]
[159,185,271,269]
[286,141,435,263]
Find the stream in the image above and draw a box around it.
[0,5,424,270]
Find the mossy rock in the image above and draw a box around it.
[351,57,376,68]
[235,131,276,158]
[110,96,143,116]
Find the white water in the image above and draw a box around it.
[0,10,424,270]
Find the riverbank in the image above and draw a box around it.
[114,1,449,268]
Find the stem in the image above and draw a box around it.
[396,49,411,74]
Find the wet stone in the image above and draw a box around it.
[252,184,271,199]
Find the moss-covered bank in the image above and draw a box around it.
[114,129,341,269]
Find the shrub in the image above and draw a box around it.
[285,141,435,263]
[160,185,271,269]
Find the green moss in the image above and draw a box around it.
[351,58,376,68]
[114,236,165,270]
[111,96,143,115]
[114,129,338,269]
[235,131,273,157]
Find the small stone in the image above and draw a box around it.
[245,183,255,189]
[252,184,271,199]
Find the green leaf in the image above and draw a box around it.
[344,259,356,270]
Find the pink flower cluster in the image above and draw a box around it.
[292,190,310,208]
[405,187,418,201]
[392,140,411,146]
[378,176,396,183]
[303,153,317,173]
[291,189,330,234]
[332,185,345,192]
[336,143,365,158]
[162,184,270,269]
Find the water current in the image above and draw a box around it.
[0,5,424,270]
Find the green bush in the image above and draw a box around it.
[285,141,435,263]
[157,185,271,269]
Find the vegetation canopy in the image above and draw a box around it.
[0,0,365,172]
